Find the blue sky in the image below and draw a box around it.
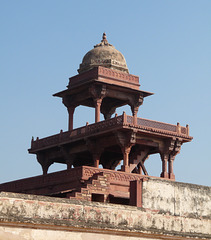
[0,0,210,186]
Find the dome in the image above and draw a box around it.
[78,33,129,74]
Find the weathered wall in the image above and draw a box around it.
[142,178,211,219]
[0,226,156,240]
[0,191,210,239]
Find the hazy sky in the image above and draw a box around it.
[1,1,210,186]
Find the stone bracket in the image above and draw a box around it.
[37,152,53,175]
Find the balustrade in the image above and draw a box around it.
[137,118,177,132]
[31,113,189,151]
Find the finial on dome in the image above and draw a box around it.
[94,32,112,48]
[102,32,108,43]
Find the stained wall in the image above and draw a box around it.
[0,178,210,240]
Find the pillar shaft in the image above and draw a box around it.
[168,156,175,180]
[67,106,75,131]
[160,153,169,178]
[121,146,131,173]
[132,107,138,125]
[93,152,101,168]
[94,99,102,123]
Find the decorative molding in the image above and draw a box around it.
[68,67,140,88]
[98,66,139,84]
[82,166,144,183]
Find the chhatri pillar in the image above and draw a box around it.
[67,105,76,130]
[94,98,102,123]
[160,153,169,179]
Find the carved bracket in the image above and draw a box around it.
[63,95,79,108]
[115,130,137,148]
[101,103,116,120]
[115,130,137,172]
[128,94,144,116]
[37,152,53,175]
[129,147,150,175]
[89,84,107,100]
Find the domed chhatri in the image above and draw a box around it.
[78,33,129,74]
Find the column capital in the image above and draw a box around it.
[89,84,107,100]
[93,98,103,106]
[62,95,78,108]
[129,94,144,115]
[115,130,137,149]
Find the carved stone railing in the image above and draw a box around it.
[30,113,190,151]
[30,115,124,150]
[81,166,144,183]
[137,118,177,132]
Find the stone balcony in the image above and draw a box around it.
[29,113,192,153]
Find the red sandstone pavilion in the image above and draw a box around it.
[0,33,193,205]
[1,34,211,240]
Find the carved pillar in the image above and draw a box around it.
[129,95,143,125]
[67,105,76,131]
[121,146,132,172]
[62,96,78,131]
[160,153,169,178]
[168,155,175,180]
[93,152,101,168]
[131,106,139,125]
[94,98,102,123]
[89,84,107,123]
[159,138,181,180]
[115,130,136,173]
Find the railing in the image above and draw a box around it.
[137,118,177,132]
[30,113,190,151]
[31,115,124,150]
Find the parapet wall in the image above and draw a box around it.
[142,178,211,219]
[0,179,211,240]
